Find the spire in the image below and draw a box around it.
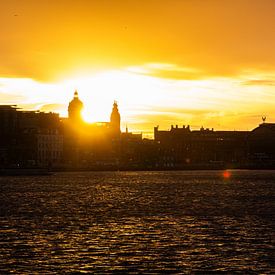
[74,89,79,98]
[113,100,118,110]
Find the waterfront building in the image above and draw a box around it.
[37,128,63,167]
[63,92,122,168]
[0,106,63,168]
[154,125,249,168]
[0,106,18,166]
[248,122,275,166]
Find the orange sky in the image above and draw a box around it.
[1,0,275,136]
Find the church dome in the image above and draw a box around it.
[68,90,84,121]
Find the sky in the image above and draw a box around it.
[1,0,275,136]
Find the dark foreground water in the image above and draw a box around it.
[0,170,274,274]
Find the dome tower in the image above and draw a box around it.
[68,90,84,123]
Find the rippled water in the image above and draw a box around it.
[0,170,274,273]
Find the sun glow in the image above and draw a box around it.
[60,70,169,123]
[1,67,275,135]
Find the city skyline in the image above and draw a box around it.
[1,0,275,135]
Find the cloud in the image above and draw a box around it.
[39,103,67,114]
[127,63,203,80]
[242,79,275,86]
[0,92,26,103]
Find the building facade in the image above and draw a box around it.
[0,106,63,168]
[154,124,250,169]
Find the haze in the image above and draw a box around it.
[1,0,275,135]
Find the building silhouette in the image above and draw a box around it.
[154,125,248,169]
[248,122,275,165]
[63,92,123,169]
[68,90,84,123]
[1,92,275,170]
[110,101,121,135]
[0,106,63,168]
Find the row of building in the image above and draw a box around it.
[154,123,275,169]
[0,91,275,170]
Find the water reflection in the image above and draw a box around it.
[0,171,274,273]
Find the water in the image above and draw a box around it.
[0,170,274,273]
